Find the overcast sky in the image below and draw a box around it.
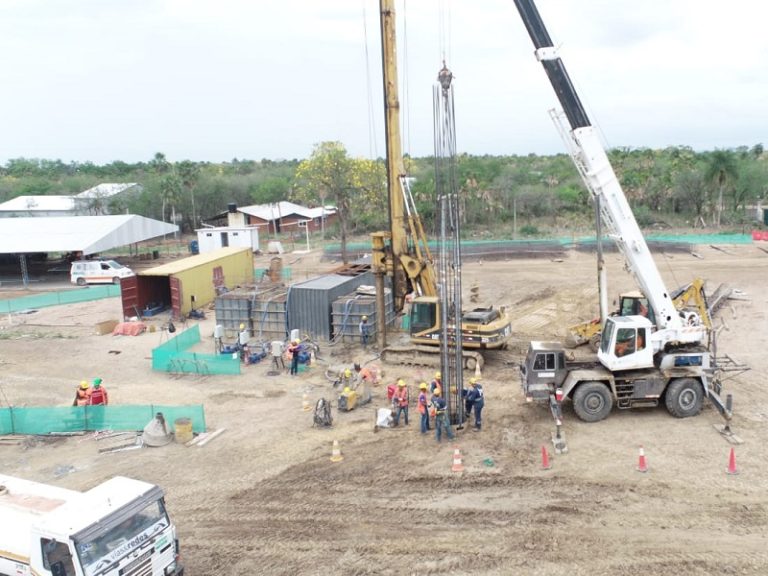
[1,0,765,165]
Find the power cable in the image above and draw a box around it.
[401,0,412,166]
[362,0,378,159]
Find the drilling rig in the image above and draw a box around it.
[372,0,512,372]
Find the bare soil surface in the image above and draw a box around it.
[1,245,767,575]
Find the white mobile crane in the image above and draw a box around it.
[513,0,733,425]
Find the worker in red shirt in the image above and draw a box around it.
[89,378,109,405]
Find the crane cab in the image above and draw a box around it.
[598,316,654,372]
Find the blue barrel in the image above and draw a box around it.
[189,240,199,255]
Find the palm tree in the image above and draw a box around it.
[160,173,183,238]
[704,150,738,227]
[177,160,200,229]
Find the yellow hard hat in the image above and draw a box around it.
[344,368,352,377]
[80,380,89,389]
[397,379,406,387]
[343,386,351,394]
[419,382,428,390]
[239,323,245,330]
[469,377,478,386]
[434,371,441,379]
[293,339,300,344]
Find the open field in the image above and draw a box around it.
[1,245,767,575]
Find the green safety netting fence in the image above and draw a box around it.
[0,285,121,314]
[0,404,206,435]
[152,324,240,375]
[325,233,753,253]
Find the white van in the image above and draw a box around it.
[70,259,134,285]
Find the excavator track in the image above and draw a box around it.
[380,345,484,370]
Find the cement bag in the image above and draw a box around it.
[376,408,393,428]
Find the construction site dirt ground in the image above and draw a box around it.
[1,245,767,575]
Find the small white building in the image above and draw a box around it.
[196,226,259,254]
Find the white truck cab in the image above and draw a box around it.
[70,260,134,286]
[0,474,183,576]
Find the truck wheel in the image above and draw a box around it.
[572,381,613,422]
[465,357,477,370]
[76,277,86,286]
[665,378,704,418]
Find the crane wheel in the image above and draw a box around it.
[572,381,613,422]
[665,378,704,418]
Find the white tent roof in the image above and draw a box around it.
[75,183,141,199]
[0,195,76,212]
[0,215,178,255]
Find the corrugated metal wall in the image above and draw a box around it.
[287,271,375,340]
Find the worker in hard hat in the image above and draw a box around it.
[392,379,409,426]
[73,380,92,407]
[287,339,301,375]
[353,362,377,385]
[464,377,476,422]
[359,315,371,347]
[465,377,485,431]
[430,371,442,394]
[417,382,431,434]
[430,387,454,442]
[89,378,109,406]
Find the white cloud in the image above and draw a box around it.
[0,0,765,164]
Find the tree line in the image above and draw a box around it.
[1,143,765,241]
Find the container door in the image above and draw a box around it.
[121,275,139,318]
[213,266,225,292]
[170,276,183,319]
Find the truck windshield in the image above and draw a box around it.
[106,261,123,269]
[75,499,169,576]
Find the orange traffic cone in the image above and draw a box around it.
[636,446,648,473]
[302,393,311,412]
[726,447,739,475]
[540,445,551,470]
[451,447,465,472]
[330,440,343,463]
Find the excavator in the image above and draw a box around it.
[512,0,735,430]
[370,0,512,369]
[566,278,719,352]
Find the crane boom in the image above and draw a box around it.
[512,0,706,356]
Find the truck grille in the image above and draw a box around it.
[119,549,153,576]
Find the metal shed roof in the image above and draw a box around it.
[0,215,178,255]
[139,246,251,276]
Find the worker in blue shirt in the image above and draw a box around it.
[430,388,454,442]
[465,377,485,431]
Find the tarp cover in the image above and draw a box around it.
[112,321,146,336]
